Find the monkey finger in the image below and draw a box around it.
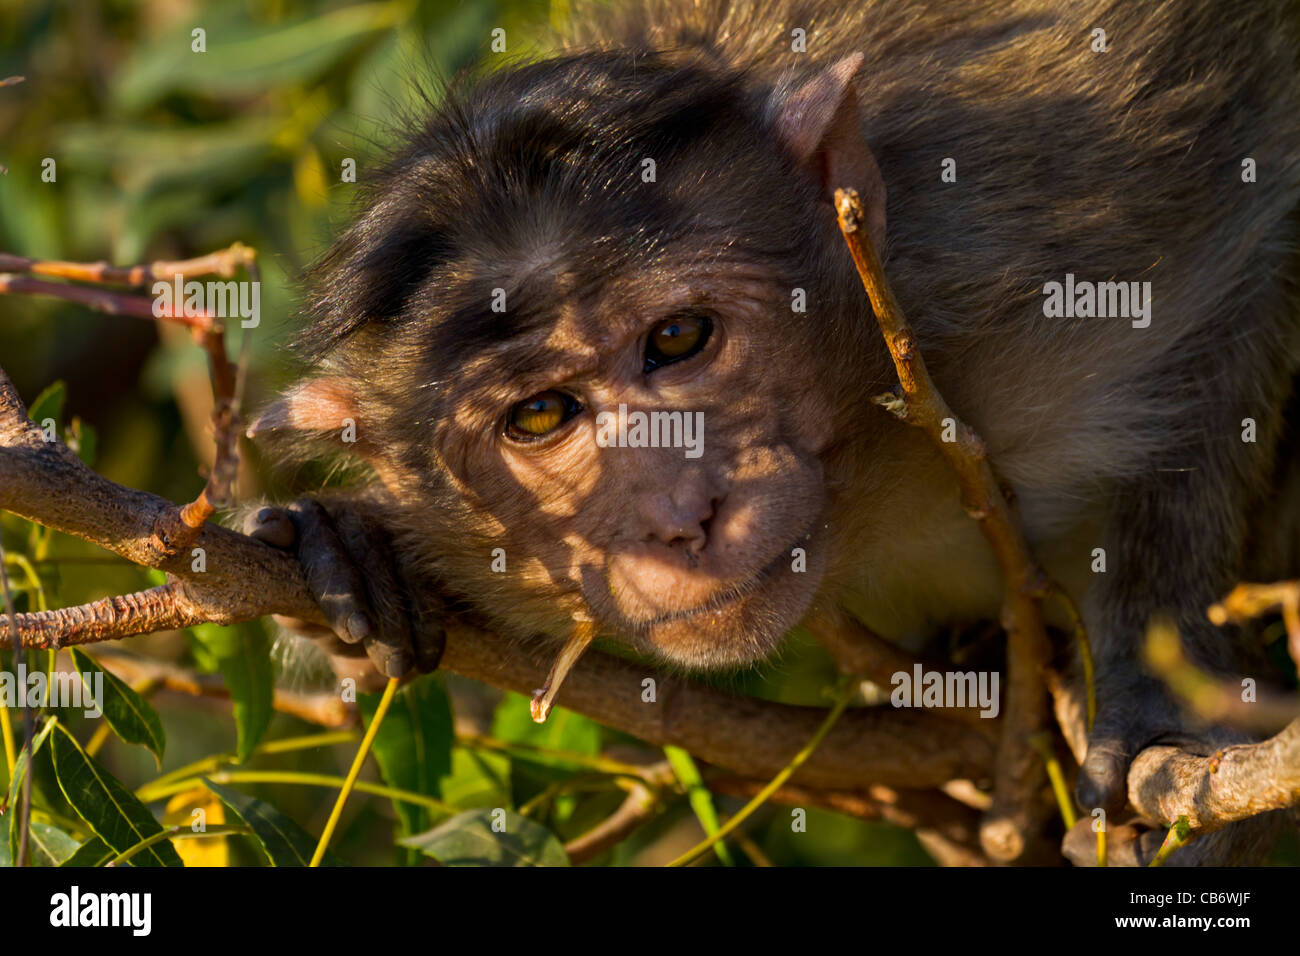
[285,499,376,646]
[329,504,417,680]
[245,506,297,549]
[361,630,414,680]
[1074,734,1131,816]
[411,618,446,673]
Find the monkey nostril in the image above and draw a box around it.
[639,488,720,555]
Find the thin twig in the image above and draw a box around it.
[835,187,1053,862]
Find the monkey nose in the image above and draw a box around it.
[639,492,715,553]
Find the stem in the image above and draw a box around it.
[138,769,454,815]
[1043,580,1095,732]
[0,706,13,777]
[666,678,857,867]
[107,823,252,867]
[137,729,361,794]
[1147,818,1192,867]
[1029,732,1077,829]
[310,676,398,867]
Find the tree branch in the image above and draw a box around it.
[1127,719,1300,832]
[0,364,993,792]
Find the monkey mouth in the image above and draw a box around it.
[629,519,822,632]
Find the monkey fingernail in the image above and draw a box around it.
[384,651,413,679]
[344,611,373,644]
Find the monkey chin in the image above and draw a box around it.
[616,533,827,671]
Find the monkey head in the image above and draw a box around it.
[261,50,890,671]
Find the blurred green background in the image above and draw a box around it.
[0,0,940,866]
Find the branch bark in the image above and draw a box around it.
[1128,719,1300,832]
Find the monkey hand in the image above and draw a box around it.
[245,498,445,692]
[1066,662,1276,865]
[1073,666,1188,822]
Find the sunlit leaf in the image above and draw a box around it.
[163,788,228,867]
[440,749,511,811]
[2,717,55,814]
[664,745,732,866]
[25,821,81,866]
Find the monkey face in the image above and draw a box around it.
[406,258,839,669]
[281,49,887,671]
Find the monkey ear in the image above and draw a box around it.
[773,53,887,250]
[247,377,360,440]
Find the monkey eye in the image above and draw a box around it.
[505,390,582,441]
[644,311,713,372]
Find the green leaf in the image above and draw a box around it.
[2,717,56,814]
[113,3,398,111]
[27,380,65,431]
[440,749,511,811]
[401,808,569,867]
[59,836,118,868]
[4,718,57,865]
[491,691,602,763]
[358,674,453,843]
[58,118,279,197]
[67,417,97,467]
[490,693,601,820]
[48,723,182,867]
[664,745,733,866]
[188,622,273,761]
[25,822,81,867]
[70,648,165,768]
[201,778,335,867]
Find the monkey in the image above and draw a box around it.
[246,0,1300,865]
